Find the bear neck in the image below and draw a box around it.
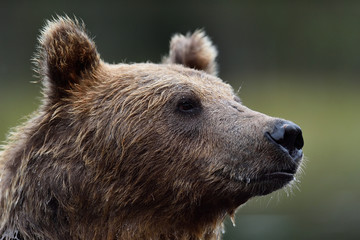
[68,193,250,240]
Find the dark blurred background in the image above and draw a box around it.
[1,1,359,239]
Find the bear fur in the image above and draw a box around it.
[0,17,303,240]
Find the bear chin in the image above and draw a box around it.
[224,174,295,198]
[247,172,296,196]
[224,155,301,197]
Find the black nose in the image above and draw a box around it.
[267,121,304,158]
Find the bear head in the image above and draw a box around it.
[0,16,304,240]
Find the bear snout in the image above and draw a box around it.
[265,120,304,163]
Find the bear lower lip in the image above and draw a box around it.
[245,171,296,196]
[220,167,296,184]
[262,172,295,181]
[246,171,295,184]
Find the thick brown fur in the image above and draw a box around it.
[0,17,303,240]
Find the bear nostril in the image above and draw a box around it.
[294,130,304,150]
[267,121,304,157]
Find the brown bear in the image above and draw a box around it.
[0,17,304,240]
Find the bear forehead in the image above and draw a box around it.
[100,62,236,101]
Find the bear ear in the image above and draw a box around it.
[162,30,218,76]
[33,16,100,101]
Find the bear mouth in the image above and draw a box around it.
[254,169,296,183]
[234,169,296,184]
[230,169,297,196]
[218,167,297,186]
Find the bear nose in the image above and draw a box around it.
[267,121,304,159]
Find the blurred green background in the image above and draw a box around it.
[1,1,359,239]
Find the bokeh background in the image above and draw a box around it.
[1,1,359,239]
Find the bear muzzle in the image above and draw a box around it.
[233,119,304,195]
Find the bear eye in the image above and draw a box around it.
[176,98,201,115]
